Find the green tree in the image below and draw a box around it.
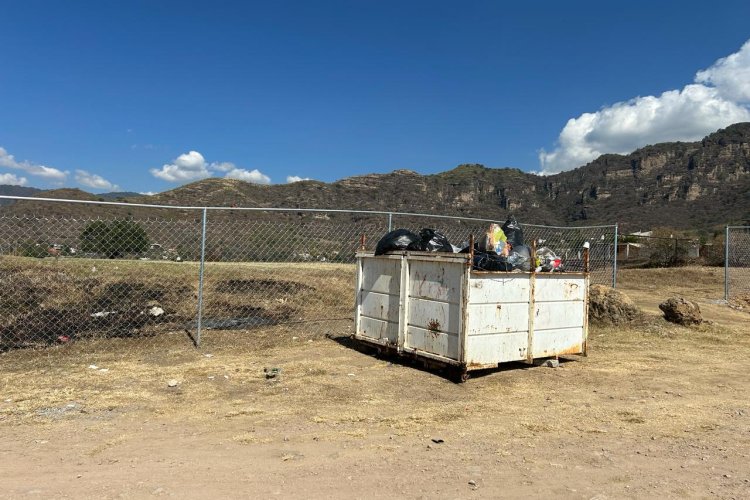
[79,220,150,258]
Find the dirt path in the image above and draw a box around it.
[2,268,750,499]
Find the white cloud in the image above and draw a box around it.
[150,151,272,184]
[286,175,312,183]
[225,168,271,184]
[539,39,750,174]
[0,173,28,186]
[150,150,211,182]
[75,169,120,191]
[696,39,750,103]
[209,161,236,172]
[139,191,157,196]
[0,147,68,180]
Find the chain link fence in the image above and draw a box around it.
[725,226,750,303]
[0,196,617,356]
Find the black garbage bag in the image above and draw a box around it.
[374,229,423,256]
[507,243,532,271]
[458,242,475,254]
[502,216,525,247]
[473,251,513,271]
[419,228,453,253]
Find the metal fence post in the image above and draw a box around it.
[196,207,208,347]
[612,223,618,288]
[724,225,730,302]
[388,212,393,232]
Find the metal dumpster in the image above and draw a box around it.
[354,251,589,380]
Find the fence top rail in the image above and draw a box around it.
[0,194,616,230]
[727,225,750,229]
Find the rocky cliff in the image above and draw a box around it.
[2,123,749,230]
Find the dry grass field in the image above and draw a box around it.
[1,262,749,499]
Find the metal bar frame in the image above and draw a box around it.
[612,223,619,288]
[195,208,208,347]
[725,225,730,302]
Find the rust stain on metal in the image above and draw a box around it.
[427,319,440,336]
[467,234,475,268]
[584,247,590,273]
[539,343,583,357]
[467,360,497,369]
[526,267,537,364]
[565,282,580,299]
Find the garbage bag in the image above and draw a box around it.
[502,216,524,248]
[458,241,474,253]
[507,243,532,271]
[536,247,563,272]
[479,223,507,254]
[419,228,453,253]
[473,251,513,271]
[374,229,423,256]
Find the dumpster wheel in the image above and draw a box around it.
[450,367,470,383]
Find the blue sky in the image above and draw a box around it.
[1,0,750,193]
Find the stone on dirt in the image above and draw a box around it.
[167,379,179,387]
[659,297,702,325]
[588,285,641,325]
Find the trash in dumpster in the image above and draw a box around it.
[473,251,512,271]
[501,216,524,248]
[470,216,532,272]
[479,223,507,254]
[374,229,423,255]
[418,228,453,253]
[535,247,564,272]
[372,217,567,274]
[375,228,454,255]
[507,243,532,272]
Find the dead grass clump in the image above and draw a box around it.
[728,293,750,311]
[214,278,314,296]
[588,285,642,326]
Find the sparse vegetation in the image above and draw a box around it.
[80,219,150,258]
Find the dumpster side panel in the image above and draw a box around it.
[409,259,462,303]
[534,301,584,330]
[359,258,401,295]
[531,275,586,358]
[465,276,530,365]
[464,332,529,365]
[467,275,530,303]
[356,257,402,345]
[404,259,463,361]
[466,303,529,335]
[533,274,586,302]
[408,298,462,337]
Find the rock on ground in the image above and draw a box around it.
[659,297,702,325]
[588,285,641,325]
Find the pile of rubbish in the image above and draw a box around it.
[373,216,565,273]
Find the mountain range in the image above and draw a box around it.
[2,123,749,233]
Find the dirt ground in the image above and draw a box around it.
[1,266,749,499]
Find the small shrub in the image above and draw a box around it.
[80,220,150,258]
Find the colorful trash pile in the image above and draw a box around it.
[373,216,566,273]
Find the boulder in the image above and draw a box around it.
[659,297,702,325]
[588,285,641,325]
